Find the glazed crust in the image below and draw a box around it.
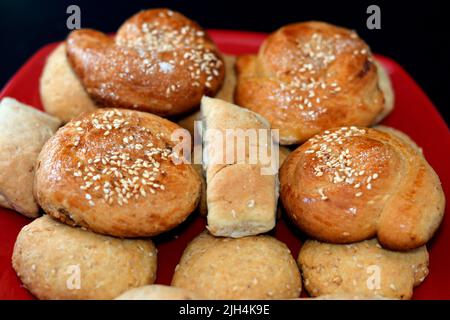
[298,239,428,299]
[66,9,224,116]
[12,215,157,300]
[172,232,302,299]
[0,98,61,217]
[280,126,445,250]
[40,44,98,123]
[235,21,385,144]
[115,285,200,300]
[34,108,201,237]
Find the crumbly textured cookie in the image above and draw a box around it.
[0,97,61,217]
[235,21,385,144]
[280,126,445,250]
[373,60,394,123]
[12,215,157,300]
[40,44,98,123]
[298,239,428,300]
[66,9,224,116]
[172,232,301,299]
[34,108,201,237]
[202,97,278,237]
[115,285,200,300]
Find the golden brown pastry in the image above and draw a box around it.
[177,54,236,138]
[40,44,98,123]
[235,21,387,144]
[115,285,200,300]
[280,126,445,250]
[66,9,224,116]
[12,215,157,300]
[0,97,61,218]
[298,239,428,299]
[172,232,302,299]
[202,97,277,237]
[34,108,201,237]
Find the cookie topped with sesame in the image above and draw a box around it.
[235,21,388,144]
[34,108,201,237]
[66,8,224,116]
[279,126,445,250]
[172,231,302,299]
[298,239,428,300]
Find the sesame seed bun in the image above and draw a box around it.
[172,232,302,299]
[280,126,445,250]
[34,108,202,237]
[66,9,225,116]
[235,21,385,145]
[12,215,157,300]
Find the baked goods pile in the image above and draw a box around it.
[0,8,445,300]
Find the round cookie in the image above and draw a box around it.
[12,215,157,300]
[34,108,202,237]
[172,232,302,299]
[298,239,428,300]
[115,285,200,300]
[40,44,97,123]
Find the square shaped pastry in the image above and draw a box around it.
[201,97,278,237]
[0,97,61,217]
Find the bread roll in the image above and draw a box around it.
[40,44,98,123]
[12,215,157,300]
[280,126,445,250]
[66,9,224,116]
[201,97,277,237]
[0,97,61,217]
[115,285,200,300]
[298,239,428,300]
[235,21,386,144]
[172,232,301,299]
[34,108,201,237]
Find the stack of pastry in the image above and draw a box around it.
[0,8,445,300]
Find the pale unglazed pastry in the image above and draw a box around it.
[0,97,61,217]
[115,285,201,300]
[12,215,157,300]
[172,232,302,299]
[40,44,98,123]
[298,239,428,300]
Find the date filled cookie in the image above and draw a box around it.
[172,232,301,299]
[298,239,428,299]
[12,215,157,300]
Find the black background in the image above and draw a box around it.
[0,0,448,124]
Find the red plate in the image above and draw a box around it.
[0,30,449,300]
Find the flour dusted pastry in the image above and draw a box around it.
[172,232,301,299]
[115,285,200,300]
[40,44,98,123]
[0,98,61,218]
[235,21,387,144]
[280,126,445,250]
[34,108,201,237]
[66,9,224,116]
[298,239,428,300]
[202,97,277,237]
[12,215,157,300]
